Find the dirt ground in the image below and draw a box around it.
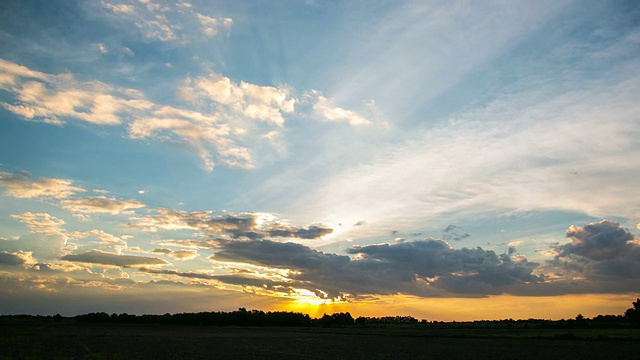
[1,321,638,360]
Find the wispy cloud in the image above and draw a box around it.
[10,212,67,238]
[152,248,198,261]
[288,67,640,238]
[305,90,372,126]
[61,196,146,215]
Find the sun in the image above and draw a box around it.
[291,288,346,306]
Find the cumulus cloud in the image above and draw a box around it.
[213,240,349,270]
[61,196,146,215]
[178,73,296,127]
[127,107,251,171]
[209,238,541,299]
[61,250,168,267]
[0,251,36,267]
[129,209,332,240]
[0,234,66,263]
[0,60,155,126]
[0,171,85,199]
[559,220,635,260]
[348,239,541,294]
[2,56,376,172]
[0,59,257,171]
[551,220,640,281]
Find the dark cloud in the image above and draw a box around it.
[209,238,541,298]
[137,267,219,280]
[442,224,470,241]
[0,251,26,266]
[136,267,294,291]
[349,239,541,294]
[152,248,173,254]
[552,220,640,281]
[211,274,294,289]
[61,250,169,267]
[558,220,635,260]
[443,225,457,232]
[129,209,332,240]
[212,240,350,270]
[353,221,366,226]
[267,225,333,239]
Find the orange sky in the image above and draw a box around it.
[280,293,636,321]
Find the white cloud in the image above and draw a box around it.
[70,229,128,254]
[0,171,85,199]
[97,43,109,54]
[195,13,232,37]
[308,91,372,126]
[322,1,573,117]
[0,59,48,89]
[0,60,256,171]
[102,1,232,42]
[180,73,296,127]
[128,113,251,171]
[286,69,640,239]
[10,212,67,238]
[103,3,136,14]
[0,64,153,126]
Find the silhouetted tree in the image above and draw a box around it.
[624,298,640,327]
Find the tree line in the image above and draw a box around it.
[4,298,639,328]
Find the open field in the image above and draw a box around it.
[1,320,638,360]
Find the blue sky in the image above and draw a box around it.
[1,0,639,319]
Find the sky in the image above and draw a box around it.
[0,0,639,321]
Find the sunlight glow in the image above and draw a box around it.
[292,288,348,306]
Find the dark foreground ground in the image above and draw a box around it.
[1,320,638,360]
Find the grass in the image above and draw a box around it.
[257,324,640,341]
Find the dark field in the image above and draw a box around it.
[1,320,638,360]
